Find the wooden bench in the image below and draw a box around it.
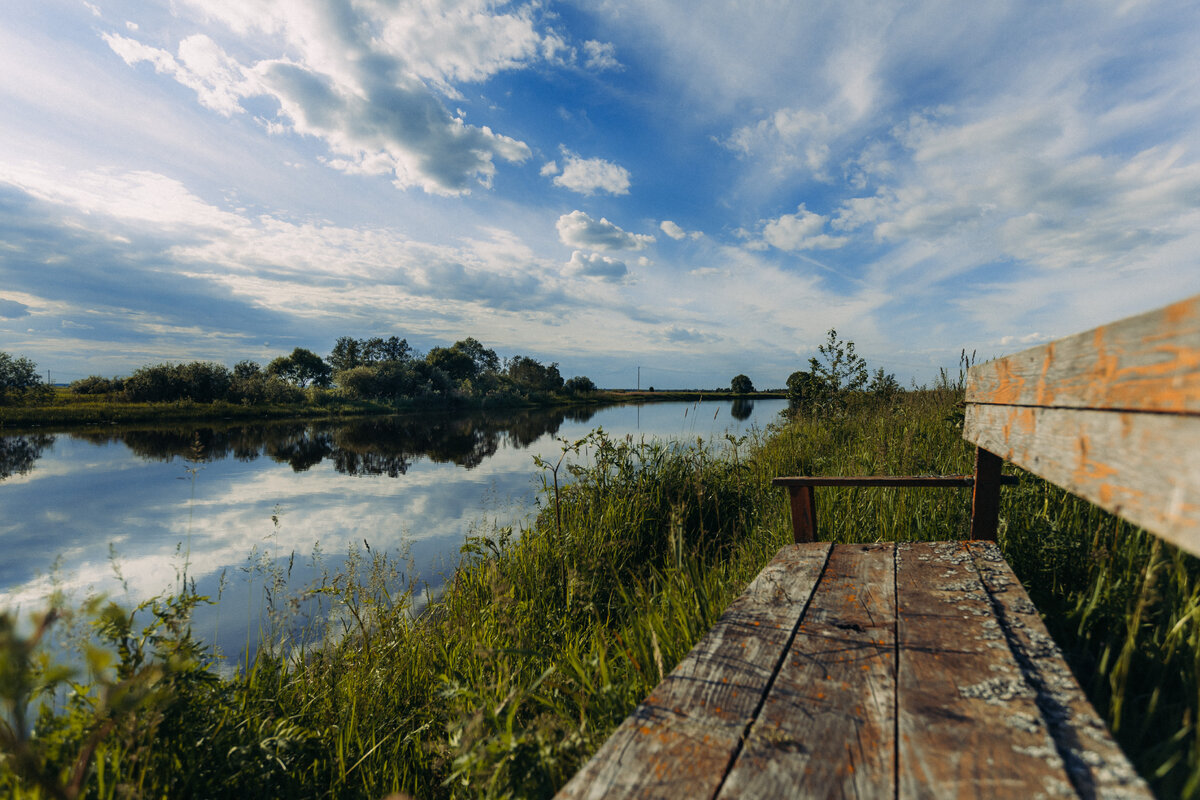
[557,294,1200,799]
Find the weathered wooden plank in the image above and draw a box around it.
[970,447,1003,541]
[555,543,832,800]
[775,476,975,487]
[717,543,896,799]
[967,542,1153,798]
[965,294,1200,413]
[964,403,1200,557]
[897,541,1076,798]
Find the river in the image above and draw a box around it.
[0,397,788,658]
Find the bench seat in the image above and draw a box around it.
[556,541,1150,799]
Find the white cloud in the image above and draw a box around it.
[660,220,702,240]
[102,1,557,194]
[566,251,628,281]
[255,59,530,195]
[759,205,848,251]
[582,40,620,70]
[0,162,245,231]
[549,149,631,195]
[833,105,1200,270]
[556,210,653,251]
[539,161,559,176]
[104,32,254,117]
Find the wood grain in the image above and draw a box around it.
[717,543,895,799]
[964,403,1200,557]
[965,294,1200,413]
[555,542,832,800]
[967,542,1153,799]
[896,541,1075,798]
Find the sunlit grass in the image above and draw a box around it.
[2,388,1198,798]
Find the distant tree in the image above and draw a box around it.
[0,352,47,404]
[329,337,363,372]
[233,360,261,380]
[267,348,332,388]
[123,362,232,403]
[330,336,413,373]
[505,356,564,394]
[730,374,754,394]
[808,329,867,395]
[785,370,816,405]
[362,336,413,365]
[564,375,597,394]
[426,346,477,383]
[69,375,121,395]
[868,367,901,401]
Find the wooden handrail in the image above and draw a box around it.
[773,449,1018,543]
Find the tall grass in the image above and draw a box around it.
[2,388,1198,798]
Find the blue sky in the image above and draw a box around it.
[2,0,1199,389]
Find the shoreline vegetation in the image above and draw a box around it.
[0,387,784,430]
[3,332,1197,797]
[0,335,782,430]
[2,388,1200,798]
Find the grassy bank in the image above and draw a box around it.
[2,389,1198,797]
[0,388,616,430]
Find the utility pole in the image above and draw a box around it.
[637,366,640,390]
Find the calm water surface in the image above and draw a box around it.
[1,399,786,656]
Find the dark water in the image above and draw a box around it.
[0,398,786,657]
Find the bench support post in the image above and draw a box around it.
[789,485,817,543]
[970,447,1003,541]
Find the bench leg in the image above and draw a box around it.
[789,485,817,543]
[970,447,1002,541]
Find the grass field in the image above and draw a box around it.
[1,388,1196,798]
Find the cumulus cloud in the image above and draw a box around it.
[660,220,702,240]
[758,205,848,251]
[102,0,559,194]
[104,32,254,116]
[582,40,620,70]
[545,149,631,195]
[256,60,530,195]
[556,211,653,251]
[566,250,627,281]
[725,108,842,178]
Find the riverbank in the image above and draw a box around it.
[2,389,1196,798]
[0,388,783,430]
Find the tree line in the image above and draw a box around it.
[0,336,597,407]
[729,329,902,412]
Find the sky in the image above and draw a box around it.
[2,0,1199,390]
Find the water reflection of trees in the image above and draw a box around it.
[730,399,755,421]
[65,404,602,477]
[0,434,56,481]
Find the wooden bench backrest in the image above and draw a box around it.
[964,294,1200,557]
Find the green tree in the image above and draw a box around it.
[505,356,564,394]
[868,367,901,401]
[730,374,754,394]
[564,375,597,394]
[808,329,867,395]
[785,370,815,403]
[425,346,477,383]
[328,337,363,372]
[266,348,332,388]
[0,352,47,404]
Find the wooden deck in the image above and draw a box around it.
[556,541,1150,799]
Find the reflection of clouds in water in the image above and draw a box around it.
[0,401,787,621]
